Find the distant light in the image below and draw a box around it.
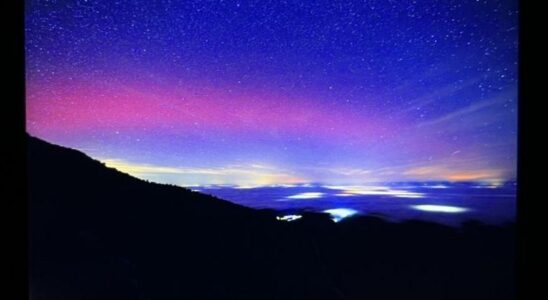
[276,215,302,222]
[324,185,424,198]
[323,208,358,222]
[427,185,449,189]
[411,205,469,213]
[287,192,324,199]
[473,183,503,189]
[391,192,424,198]
[234,185,262,189]
[270,184,297,188]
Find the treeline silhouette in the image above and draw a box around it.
[27,134,515,300]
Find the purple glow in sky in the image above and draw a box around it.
[25,0,518,186]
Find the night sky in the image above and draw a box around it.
[25,0,518,186]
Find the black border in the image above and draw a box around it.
[516,0,533,299]
[5,0,27,299]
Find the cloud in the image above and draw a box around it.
[99,158,308,186]
[416,98,501,128]
[101,159,223,175]
[398,76,484,114]
[416,88,516,130]
[403,165,504,182]
[329,168,371,176]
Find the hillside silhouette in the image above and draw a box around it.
[27,134,515,300]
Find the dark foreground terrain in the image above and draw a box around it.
[28,135,515,300]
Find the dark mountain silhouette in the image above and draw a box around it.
[27,134,515,300]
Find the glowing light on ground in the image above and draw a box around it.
[411,205,469,213]
[323,208,359,222]
[324,185,425,198]
[473,181,504,189]
[234,185,263,189]
[276,215,302,222]
[286,192,324,199]
[427,185,450,189]
[269,184,298,188]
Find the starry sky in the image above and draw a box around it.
[25,0,518,186]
